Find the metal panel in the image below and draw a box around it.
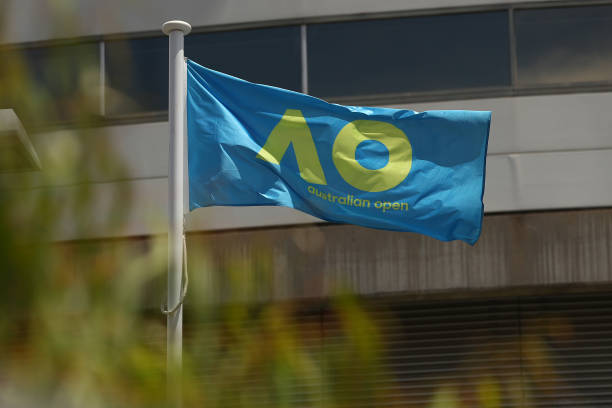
[517,295,612,407]
[181,291,612,408]
[322,293,612,407]
[484,149,612,212]
[401,92,612,155]
[321,298,523,407]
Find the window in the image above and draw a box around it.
[515,5,612,86]
[186,26,301,93]
[0,42,99,127]
[307,12,511,99]
[105,36,168,116]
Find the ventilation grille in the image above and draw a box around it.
[184,293,612,407]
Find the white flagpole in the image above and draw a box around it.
[162,19,191,407]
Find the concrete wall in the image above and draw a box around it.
[106,208,612,302]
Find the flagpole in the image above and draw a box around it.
[162,19,191,407]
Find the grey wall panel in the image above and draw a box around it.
[402,92,612,155]
[0,122,170,189]
[502,149,612,210]
[483,149,612,212]
[2,0,547,45]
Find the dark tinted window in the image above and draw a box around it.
[515,5,612,86]
[105,36,168,116]
[0,42,99,127]
[308,12,511,99]
[186,26,301,92]
[105,26,301,116]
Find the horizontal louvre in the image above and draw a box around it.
[321,298,521,407]
[519,294,612,408]
[183,293,612,407]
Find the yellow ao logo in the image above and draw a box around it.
[256,109,412,192]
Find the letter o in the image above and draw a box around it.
[332,120,412,192]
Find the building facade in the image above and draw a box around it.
[2,0,612,406]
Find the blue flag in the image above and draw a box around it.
[187,60,490,244]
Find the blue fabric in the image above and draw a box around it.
[187,59,491,244]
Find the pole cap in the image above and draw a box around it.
[162,20,192,35]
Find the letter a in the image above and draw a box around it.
[256,109,327,185]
